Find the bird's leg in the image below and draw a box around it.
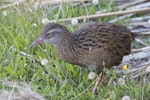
[92,73,107,94]
[92,74,101,94]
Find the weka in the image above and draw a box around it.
[30,22,134,93]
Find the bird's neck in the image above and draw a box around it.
[54,33,78,64]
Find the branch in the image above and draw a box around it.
[132,46,150,53]
[48,8,150,23]
[122,51,150,64]
[33,0,91,7]
[118,0,148,9]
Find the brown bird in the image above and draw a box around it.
[30,22,134,94]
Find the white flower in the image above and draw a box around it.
[32,23,38,28]
[122,95,130,100]
[92,0,99,5]
[146,66,150,73]
[43,49,46,52]
[24,47,27,50]
[118,78,125,85]
[42,18,49,24]
[3,11,8,16]
[88,71,96,80]
[71,18,78,25]
[41,59,49,66]
[24,63,27,66]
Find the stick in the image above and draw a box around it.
[48,8,150,23]
[132,46,150,53]
[118,0,148,9]
[134,38,149,47]
[122,51,150,64]
[33,0,91,7]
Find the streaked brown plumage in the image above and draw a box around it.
[30,22,134,94]
[31,22,133,73]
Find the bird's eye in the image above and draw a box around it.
[45,33,53,37]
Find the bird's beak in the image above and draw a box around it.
[30,37,44,48]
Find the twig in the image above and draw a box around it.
[131,30,150,34]
[48,8,150,23]
[130,22,150,26]
[135,60,150,68]
[128,24,150,32]
[109,14,150,23]
[122,51,150,64]
[132,46,150,53]
[109,14,133,23]
[20,51,33,57]
[8,83,16,100]
[134,38,149,47]
[128,66,148,79]
[116,64,148,74]
[127,2,150,10]
[118,0,148,9]
[130,16,150,22]
[33,0,90,7]
[109,1,150,23]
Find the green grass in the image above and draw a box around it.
[0,1,150,100]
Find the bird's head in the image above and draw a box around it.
[30,23,69,48]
